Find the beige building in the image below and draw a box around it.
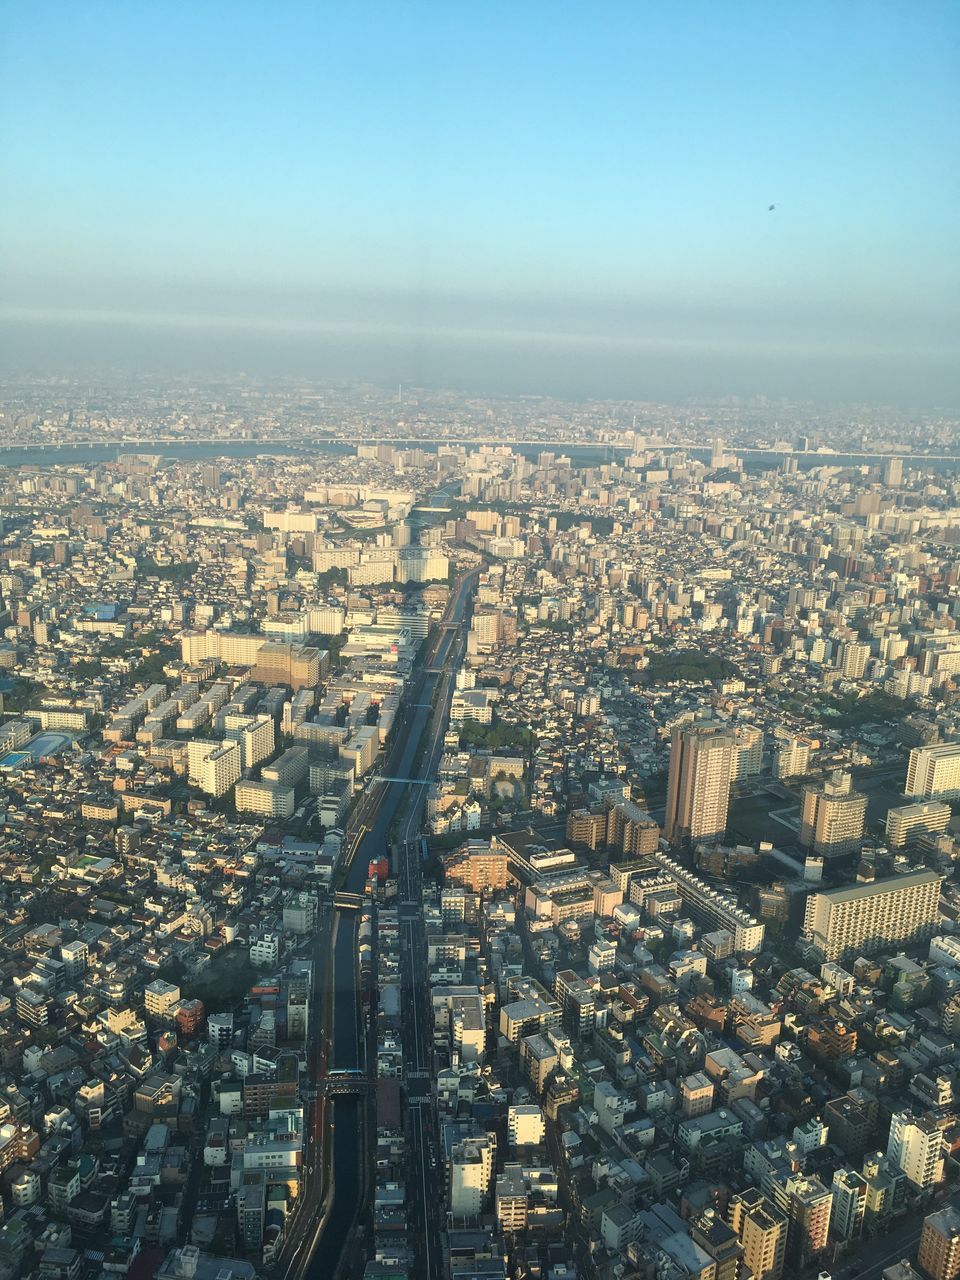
[679,1071,714,1118]
[773,733,811,780]
[235,780,295,820]
[885,800,951,849]
[728,1189,787,1280]
[802,870,942,962]
[664,721,735,845]
[919,1206,960,1280]
[144,979,181,1019]
[799,771,867,859]
[443,841,510,893]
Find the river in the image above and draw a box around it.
[3,437,959,475]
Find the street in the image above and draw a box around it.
[288,565,479,1280]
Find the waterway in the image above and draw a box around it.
[306,1096,360,1280]
[3,437,960,475]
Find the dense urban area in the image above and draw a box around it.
[1,378,960,1280]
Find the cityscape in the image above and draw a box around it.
[0,383,959,1280]
[2,3,959,1280]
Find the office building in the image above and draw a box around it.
[799,771,867,859]
[802,870,942,962]
[664,721,735,845]
[906,744,960,800]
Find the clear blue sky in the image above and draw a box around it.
[2,1,958,404]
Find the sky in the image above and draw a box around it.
[1,1,959,406]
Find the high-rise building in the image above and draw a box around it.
[773,731,811,780]
[887,1111,944,1190]
[861,1152,906,1228]
[918,1206,960,1280]
[732,724,764,780]
[838,641,871,679]
[905,743,960,800]
[224,714,275,769]
[187,740,241,798]
[449,1133,496,1221]
[779,1174,832,1262]
[799,771,867,859]
[802,870,942,962]
[830,1167,866,1241]
[442,840,510,893]
[605,800,660,856]
[690,1208,742,1280]
[664,721,735,845]
[728,1190,788,1280]
[883,457,903,488]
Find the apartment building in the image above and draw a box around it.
[885,800,951,849]
[906,743,960,800]
[442,840,509,893]
[664,721,735,845]
[235,780,295,820]
[799,772,867,859]
[652,853,765,952]
[887,1111,944,1190]
[802,870,942,962]
[187,740,241,798]
[919,1206,960,1280]
[728,1189,787,1280]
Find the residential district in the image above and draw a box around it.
[1,384,960,1280]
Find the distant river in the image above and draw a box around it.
[1,437,959,475]
[0,440,354,467]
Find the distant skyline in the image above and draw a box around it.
[2,2,959,407]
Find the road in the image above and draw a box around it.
[392,568,476,1280]
[295,565,480,1280]
[274,903,334,1280]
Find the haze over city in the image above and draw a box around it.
[2,2,959,405]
